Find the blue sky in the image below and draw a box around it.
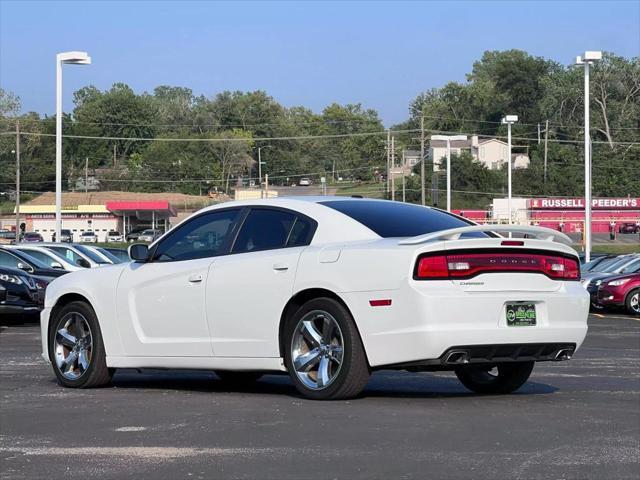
[1,0,638,126]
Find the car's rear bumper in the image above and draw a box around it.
[342,279,590,368]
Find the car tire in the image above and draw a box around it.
[49,301,113,388]
[455,361,534,394]
[215,371,263,384]
[625,289,640,316]
[283,297,370,400]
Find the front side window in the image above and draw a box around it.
[153,209,241,262]
[232,209,297,254]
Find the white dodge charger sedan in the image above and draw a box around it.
[41,197,589,400]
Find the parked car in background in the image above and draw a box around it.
[137,229,162,243]
[42,244,103,268]
[0,230,16,245]
[101,247,130,263]
[81,245,123,264]
[584,258,640,309]
[581,254,640,289]
[52,229,73,243]
[22,232,44,243]
[0,266,42,316]
[106,230,124,242]
[125,228,148,243]
[580,254,616,272]
[0,247,68,283]
[9,246,84,272]
[79,231,99,243]
[597,273,640,315]
[298,177,312,186]
[618,223,639,234]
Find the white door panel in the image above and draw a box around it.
[207,247,304,357]
[116,259,213,357]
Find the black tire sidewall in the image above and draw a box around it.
[283,298,363,400]
[455,361,534,394]
[49,301,107,388]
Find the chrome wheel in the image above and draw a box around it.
[291,310,344,390]
[54,312,93,380]
[630,292,640,314]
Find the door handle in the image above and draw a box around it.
[188,274,203,283]
[273,263,289,271]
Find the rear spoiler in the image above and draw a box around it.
[398,225,574,246]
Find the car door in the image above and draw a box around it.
[115,208,243,357]
[207,207,317,358]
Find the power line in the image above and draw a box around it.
[1,128,638,145]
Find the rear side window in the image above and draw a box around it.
[232,209,297,253]
[320,200,484,238]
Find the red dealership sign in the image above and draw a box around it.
[529,198,640,210]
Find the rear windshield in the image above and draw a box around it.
[320,200,485,238]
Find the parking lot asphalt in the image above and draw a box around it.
[1,313,638,480]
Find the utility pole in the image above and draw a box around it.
[391,135,396,201]
[543,119,549,190]
[258,147,263,198]
[265,174,269,198]
[420,116,426,205]
[402,149,406,202]
[113,144,117,167]
[15,121,20,241]
[537,123,541,145]
[386,130,391,195]
[85,157,89,195]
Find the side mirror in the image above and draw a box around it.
[51,261,64,270]
[128,243,149,262]
[76,258,91,268]
[17,262,33,273]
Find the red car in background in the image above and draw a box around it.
[597,273,640,315]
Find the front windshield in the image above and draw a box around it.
[12,250,52,270]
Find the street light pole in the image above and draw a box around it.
[420,115,425,206]
[257,146,268,198]
[258,147,263,198]
[501,115,518,224]
[431,134,467,212]
[576,51,602,263]
[55,51,91,243]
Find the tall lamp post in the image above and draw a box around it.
[501,115,518,224]
[56,51,91,243]
[576,51,602,263]
[256,145,269,197]
[430,134,467,212]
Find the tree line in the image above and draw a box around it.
[1,49,638,206]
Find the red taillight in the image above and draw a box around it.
[416,251,580,281]
[416,255,449,278]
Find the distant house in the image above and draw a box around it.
[430,135,530,172]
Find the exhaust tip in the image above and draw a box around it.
[444,350,470,365]
[555,348,574,361]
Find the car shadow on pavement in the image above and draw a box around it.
[102,369,558,399]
